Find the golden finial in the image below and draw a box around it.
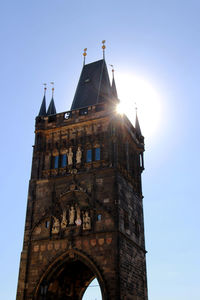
[135,102,138,113]
[109,64,114,78]
[83,48,87,65]
[102,40,106,59]
[109,64,115,81]
[50,82,54,97]
[43,83,47,95]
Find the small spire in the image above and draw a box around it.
[83,48,87,66]
[109,65,118,100]
[135,105,142,136]
[38,83,47,116]
[102,40,106,59]
[47,82,56,115]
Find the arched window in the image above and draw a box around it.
[61,154,67,167]
[54,156,59,169]
[86,149,92,162]
[95,147,100,161]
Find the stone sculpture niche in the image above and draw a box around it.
[61,210,67,229]
[68,148,73,165]
[83,211,91,230]
[52,217,59,234]
[69,206,75,225]
[76,147,82,164]
[50,205,92,234]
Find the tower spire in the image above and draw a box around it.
[135,105,142,136]
[38,83,47,116]
[83,48,87,66]
[110,65,118,100]
[47,82,56,115]
[102,40,106,59]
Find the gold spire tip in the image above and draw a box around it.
[83,48,87,57]
[43,83,47,93]
[134,102,138,112]
[102,40,106,50]
[50,82,54,95]
[109,64,114,73]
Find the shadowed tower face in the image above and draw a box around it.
[16,56,148,300]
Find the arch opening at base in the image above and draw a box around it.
[36,251,105,300]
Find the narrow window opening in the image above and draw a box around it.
[95,147,100,161]
[79,108,88,115]
[97,214,102,221]
[61,154,67,167]
[140,154,143,168]
[86,149,92,162]
[45,221,50,228]
[54,156,59,169]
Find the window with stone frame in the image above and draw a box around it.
[86,149,92,162]
[45,220,50,228]
[61,154,67,167]
[54,155,59,168]
[97,214,102,221]
[95,147,100,161]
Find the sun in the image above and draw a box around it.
[115,72,162,138]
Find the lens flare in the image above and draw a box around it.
[115,72,162,138]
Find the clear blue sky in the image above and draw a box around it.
[0,1,200,299]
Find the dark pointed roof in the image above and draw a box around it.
[135,112,142,136]
[111,77,118,99]
[38,95,46,116]
[47,97,56,115]
[71,59,112,110]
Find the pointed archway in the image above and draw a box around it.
[34,250,106,300]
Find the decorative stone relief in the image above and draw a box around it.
[75,207,82,226]
[69,206,75,225]
[52,217,59,234]
[83,211,91,230]
[50,206,92,234]
[76,146,82,164]
[61,209,67,229]
[68,147,73,165]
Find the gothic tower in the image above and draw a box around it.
[16,54,148,300]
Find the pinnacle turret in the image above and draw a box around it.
[111,77,118,99]
[135,111,142,136]
[38,90,46,116]
[47,97,56,115]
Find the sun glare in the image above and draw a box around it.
[115,73,162,138]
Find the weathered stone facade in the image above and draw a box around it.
[17,64,148,300]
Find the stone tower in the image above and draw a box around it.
[16,57,148,300]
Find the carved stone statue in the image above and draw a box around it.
[76,147,82,164]
[83,211,91,230]
[61,209,67,229]
[69,206,75,225]
[68,148,73,165]
[52,217,59,234]
[75,207,82,226]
